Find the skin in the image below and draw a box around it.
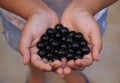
[0,0,62,82]
[61,0,102,75]
[57,0,118,76]
[0,0,118,83]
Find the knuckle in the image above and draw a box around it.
[31,57,46,71]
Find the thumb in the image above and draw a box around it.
[19,28,32,65]
[90,28,103,61]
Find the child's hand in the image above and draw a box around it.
[61,1,102,75]
[19,10,62,72]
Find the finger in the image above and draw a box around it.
[64,66,72,75]
[19,28,32,65]
[42,58,49,64]
[30,46,50,64]
[68,59,85,71]
[55,67,65,77]
[67,60,75,68]
[75,53,92,67]
[31,54,52,71]
[75,59,82,66]
[80,53,93,67]
[90,25,102,61]
[50,60,61,69]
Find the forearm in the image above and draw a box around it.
[71,0,118,15]
[0,0,51,19]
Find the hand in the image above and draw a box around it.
[19,10,61,72]
[61,1,102,75]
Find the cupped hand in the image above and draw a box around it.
[61,3,102,75]
[19,10,62,72]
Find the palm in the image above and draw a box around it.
[61,9,102,74]
[20,12,61,71]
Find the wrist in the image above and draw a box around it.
[27,7,53,20]
[72,0,118,15]
[0,0,54,20]
[68,0,94,16]
[26,1,55,20]
[27,7,56,21]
